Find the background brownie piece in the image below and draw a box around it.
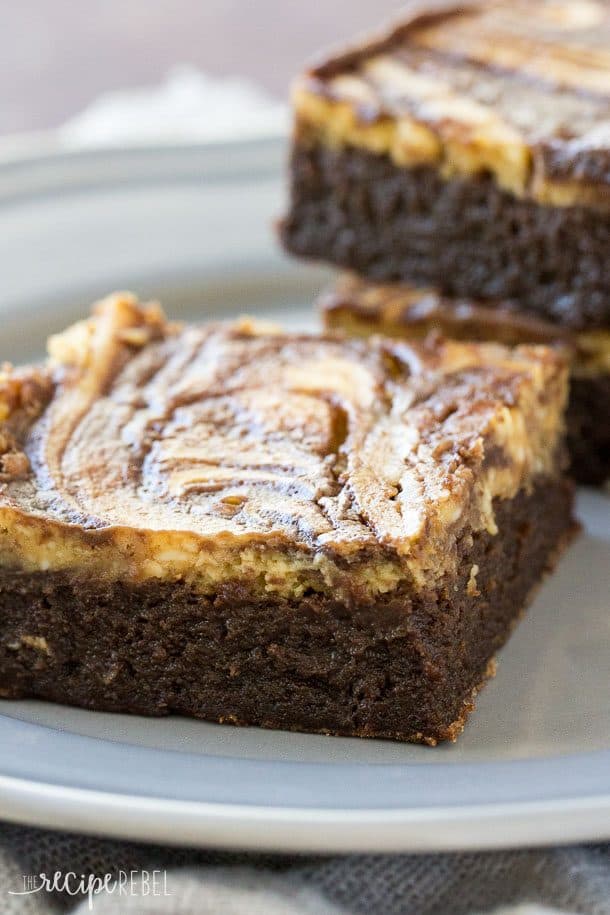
[320,274,610,488]
[281,0,610,328]
[0,294,575,743]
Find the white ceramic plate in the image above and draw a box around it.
[0,138,608,853]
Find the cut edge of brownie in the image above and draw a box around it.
[280,143,610,329]
[567,375,610,488]
[0,478,577,745]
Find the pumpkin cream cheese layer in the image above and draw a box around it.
[294,0,610,205]
[0,294,568,598]
[320,274,610,379]
[318,275,610,489]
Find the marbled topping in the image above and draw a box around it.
[0,293,568,597]
[294,0,610,203]
[320,273,610,377]
[0,364,53,482]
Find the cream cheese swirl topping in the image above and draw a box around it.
[0,294,568,595]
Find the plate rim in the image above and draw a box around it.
[0,132,287,209]
[2,773,609,853]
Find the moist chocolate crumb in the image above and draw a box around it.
[0,480,576,744]
[281,144,610,329]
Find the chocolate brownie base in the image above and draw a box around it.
[281,144,610,329]
[568,376,610,488]
[0,479,575,745]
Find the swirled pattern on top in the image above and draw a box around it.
[295,0,610,204]
[319,273,610,377]
[0,294,568,596]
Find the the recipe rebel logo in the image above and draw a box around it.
[8,869,172,910]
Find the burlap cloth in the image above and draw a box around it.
[0,823,608,914]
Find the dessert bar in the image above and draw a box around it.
[0,294,575,743]
[281,0,610,328]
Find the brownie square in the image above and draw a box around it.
[0,293,575,743]
[281,0,610,328]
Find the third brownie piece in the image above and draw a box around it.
[320,273,610,488]
[0,294,575,743]
[281,0,610,328]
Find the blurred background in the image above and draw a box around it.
[0,0,401,361]
[1,0,398,136]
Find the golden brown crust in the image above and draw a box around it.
[0,293,568,596]
[294,0,610,204]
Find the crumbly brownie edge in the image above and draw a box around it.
[567,375,610,488]
[280,143,610,329]
[0,479,576,745]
